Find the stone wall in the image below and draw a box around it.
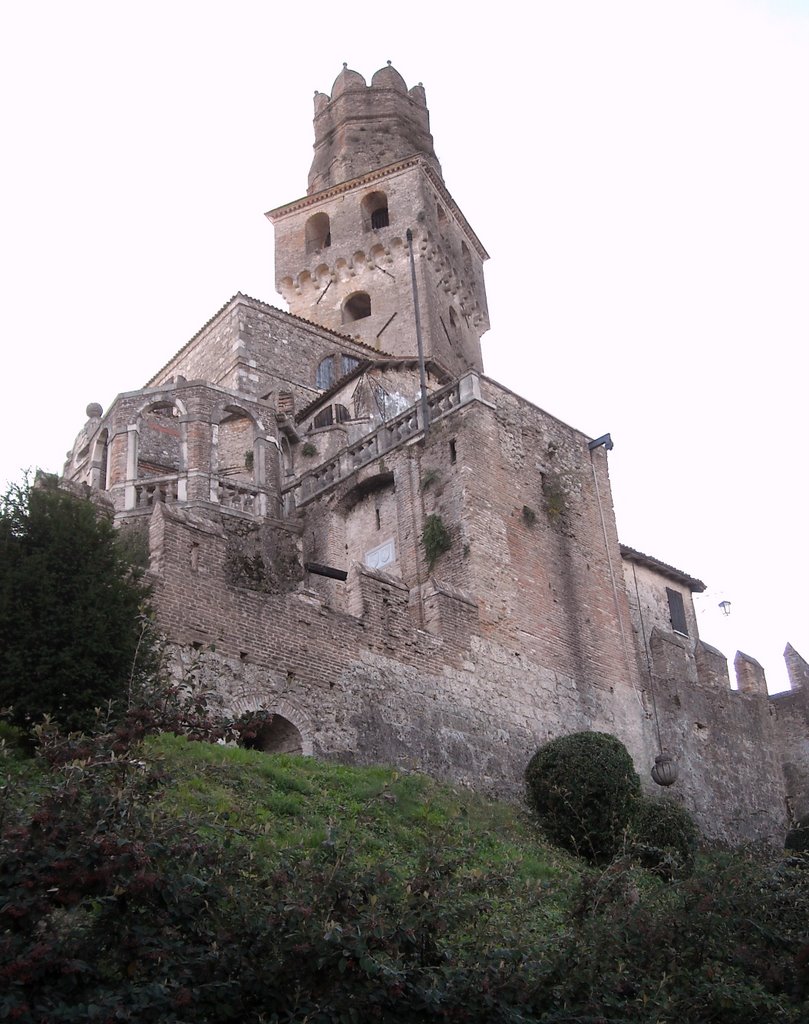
[647,629,787,843]
[771,645,809,821]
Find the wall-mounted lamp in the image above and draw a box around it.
[588,433,614,452]
[719,599,732,617]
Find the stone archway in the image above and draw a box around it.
[244,713,304,755]
[229,695,314,757]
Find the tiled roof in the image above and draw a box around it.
[620,544,706,593]
[146,292,397,387]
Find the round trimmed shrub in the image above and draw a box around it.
[631,796,698,879]
[525,731,641,863]
[785,813,809,853]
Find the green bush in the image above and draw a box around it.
[785,813,809,852]
[525,731,641,863]
[422,513,452,568]
[0,476,154,733]
[631,795,698,878]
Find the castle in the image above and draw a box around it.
[62,64,809,843]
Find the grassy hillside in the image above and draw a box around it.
[3,732,809,1023]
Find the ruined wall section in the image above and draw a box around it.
[648,629,787,843]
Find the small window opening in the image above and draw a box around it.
[305,212,331,254]
[362,190,389,231]
[342,292,372,323]
[334,403,350,424]
[449,439,457,463]
[437,203,447,223]
[375,507,381,530]
[449,306,459,330]
[666,587,689,636]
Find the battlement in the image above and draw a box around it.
[309,64,440,193]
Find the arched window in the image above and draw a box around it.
[313,407,334,429]
[305,212,331,254]
[342,292,371,323]
[341,354,361,376]
[362,191,389,231]
[335,404,350,423]
[316,355,335,390]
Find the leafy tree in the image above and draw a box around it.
[0,475,152,732]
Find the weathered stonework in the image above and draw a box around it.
[62,64,806,845]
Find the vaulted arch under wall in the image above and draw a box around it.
[242,714,305,755]
[227,696,314,757]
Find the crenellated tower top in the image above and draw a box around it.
[308,62,442,194]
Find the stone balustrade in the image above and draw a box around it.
[289,371,480,506]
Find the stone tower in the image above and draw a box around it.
[268,64,490,378]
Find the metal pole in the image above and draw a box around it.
[406,228,430,435]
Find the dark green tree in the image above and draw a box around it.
[0,476,152,732]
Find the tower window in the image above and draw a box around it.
[362,191,390,231]
[305,212,331,254]
[342,292,372,323]
[449,306,459,330]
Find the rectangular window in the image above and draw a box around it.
[666,587,688,636]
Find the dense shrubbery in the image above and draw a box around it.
[0,476,154,733]
[3,725,809,1022]
[525,730,641,863]
[786,813,809,853]
[630,795,699,878]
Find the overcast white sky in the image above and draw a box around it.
[1,0,806,691]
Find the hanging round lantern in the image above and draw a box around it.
[651,753,678,787]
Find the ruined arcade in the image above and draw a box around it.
[63,64,809,843]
